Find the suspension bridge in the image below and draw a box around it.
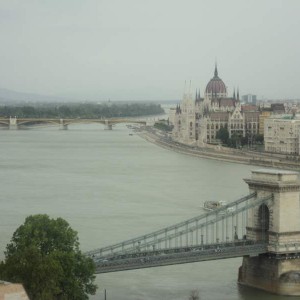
[86,192,270,273]
[85,169,300,296]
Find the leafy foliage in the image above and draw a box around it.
[216,127,229,144]
[216,127,264,149]
[255,134,264,143]
[0,102,164,119]
[0,215,97,300]
[154,121,173,132]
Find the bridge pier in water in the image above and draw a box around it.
[59,119,68,130]
[104,120,113,130]
[9,117,18,130]
[239,169,300,295]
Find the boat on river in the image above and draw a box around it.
[203,200,235,214]
[203,200,227,211]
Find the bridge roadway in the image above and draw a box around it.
[92,240,268,273]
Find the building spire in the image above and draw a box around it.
[183,80,187,96]
[237,87,240,101]
[233,88,236,100]
[214,62,218,77]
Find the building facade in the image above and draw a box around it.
[171,65,260,146]
[259,110,272,135]
[264,117,300,155]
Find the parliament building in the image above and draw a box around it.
[170,65,260,146]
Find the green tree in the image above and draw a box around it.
[254,133,264,144]
[0,214,97,300]
[0,103,164,119]
[154,122,173,132]
[228,133,242,148]
[216,127,229,144]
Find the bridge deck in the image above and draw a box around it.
[94,240,267,273]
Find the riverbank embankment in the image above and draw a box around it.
[138,127,300,171]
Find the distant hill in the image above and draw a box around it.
[0,88,179,105]
[0,88,76,104]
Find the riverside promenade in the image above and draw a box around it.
[138,127,300,171]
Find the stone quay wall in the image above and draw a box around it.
[138,128,300,171]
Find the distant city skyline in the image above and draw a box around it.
[0,0,299,101]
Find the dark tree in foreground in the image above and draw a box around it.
[0,214,97,300]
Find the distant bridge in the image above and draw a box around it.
[0,117,146,130]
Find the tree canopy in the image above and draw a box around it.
[154,121,173,132]
[216,127,229,144]
[0,214,97,300]
[216,128,264,149]
[0,102,164,119]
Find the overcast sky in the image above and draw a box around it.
[0,0,299,101]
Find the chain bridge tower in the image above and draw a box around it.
[239,169,300,295]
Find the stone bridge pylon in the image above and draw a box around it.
[239,169,300,295]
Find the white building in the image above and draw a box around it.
[264,117,300,155]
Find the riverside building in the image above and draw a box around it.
[170,65,260,146]
[264,116,300,155]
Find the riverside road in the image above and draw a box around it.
[139,127,300,171]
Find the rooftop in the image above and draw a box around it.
[0,281,29,300]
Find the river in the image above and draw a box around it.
[0,124,290,300]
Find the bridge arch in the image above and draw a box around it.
[17,120,60,126]
[258,204,270,242]
[0,120,9,126]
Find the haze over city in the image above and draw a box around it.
[0,0,299,101]
[3,2,300,300]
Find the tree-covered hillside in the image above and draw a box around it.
[0,102,164,118]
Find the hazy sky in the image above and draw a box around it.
[0,0,299,101]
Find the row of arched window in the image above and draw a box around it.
[205,123,258,130]
[207,123,227,130]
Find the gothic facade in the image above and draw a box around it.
[170,65,260,146]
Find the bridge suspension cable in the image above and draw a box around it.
[85,192,275,273]
[86,192,274,259]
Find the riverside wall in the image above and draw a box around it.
[137,129,300,171]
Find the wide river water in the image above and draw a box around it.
[0,124,293,300]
